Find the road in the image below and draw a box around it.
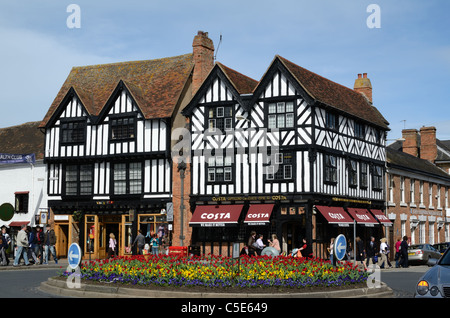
[377,265,429,298]
[0,262,429,298]
[0,267,63,298]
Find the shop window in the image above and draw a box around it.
[65,164,93,196]
[15,192,29,213]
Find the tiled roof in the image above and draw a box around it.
[277,56,390,130]
[0,122,45,159]
[216,62,258,95]
[40,53,194,128]
[387,146,450,180]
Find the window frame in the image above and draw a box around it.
[324,154,338,184]
[60,118,86,145]
[109,114,137,142]
[206,155,233,184]
[63,164,94,196]
[266,100,296,130]
[265,152,295,182]
[207,105,234,133]
[112,162,143,195]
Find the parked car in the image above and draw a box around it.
[414,247,450,298]
[432,242,450,255]
[408,244,442,265]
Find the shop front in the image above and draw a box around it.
[49,199,171,260]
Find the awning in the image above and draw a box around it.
[315,205,354,227]
[347,208,378,227]
[370,209,393,227]
[244,204,274,225]
[8,221,29,227]
[189,205,244,227]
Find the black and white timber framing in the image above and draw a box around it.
[44,85,171,203]
[183,57,388,204]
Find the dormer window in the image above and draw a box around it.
[110,115,136,141]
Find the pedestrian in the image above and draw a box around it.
[43,224,58,265]
[247,231,257,257]
[150,234,159,255]
[255,234,265,255]
[399,235,409,268]
[28,227,39,265]
[13,224,30,266]
[36,226,44,264]
[268,234,281,254]
[133,229,145,255]
[378,238,391,269]
[327,237,335,264]
[365,236,377,268]
[1,226,11,266]
[355,237,366,270]
[108,233,117,258]
[298,238,313,258]
[394,237,402,268]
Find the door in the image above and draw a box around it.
[282,221,304,254]
[56,224,69,258]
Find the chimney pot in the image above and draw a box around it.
[354,73,373,103]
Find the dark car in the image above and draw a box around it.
[433,242,450,255]
[414,247,450,298]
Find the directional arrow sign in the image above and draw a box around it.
[68,243,82,269]
[334,234,347,261]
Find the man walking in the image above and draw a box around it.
[43,224,58,265]
[13,224,30,266]
[365,236,377,267]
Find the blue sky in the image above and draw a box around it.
[0,0,449,141]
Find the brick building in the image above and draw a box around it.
[386,127,450,254]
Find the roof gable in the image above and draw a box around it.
[182,62,258,115]
[40,54,193,128]
[256,55,390,130]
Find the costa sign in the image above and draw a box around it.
[200,212,231,221]
[246,213,269,220]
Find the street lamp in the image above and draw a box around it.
[177,158,187,247]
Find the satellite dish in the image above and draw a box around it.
[0,203,14,221]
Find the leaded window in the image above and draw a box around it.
[267,101,294,129]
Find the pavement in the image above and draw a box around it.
[0,257,68,271]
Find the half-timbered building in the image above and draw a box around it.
[39,31,214,258]
[182,56,390,256]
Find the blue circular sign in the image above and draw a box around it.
[68,243,82,269]
[334,234,347,261]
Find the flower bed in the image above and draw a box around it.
[62,255,369,290]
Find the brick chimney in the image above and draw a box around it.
[354,73,373,104]
[402,129,419,157]
[420,126,437,162]
[192,31,214,95]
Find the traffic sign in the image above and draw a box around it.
[68,243,82,269]
[334,234,347,261]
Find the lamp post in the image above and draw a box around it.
[177,158,187,247]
